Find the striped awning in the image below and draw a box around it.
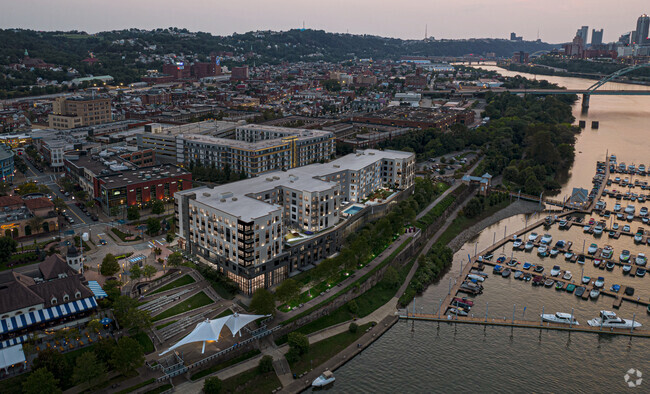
[0,297,98,335]
[87,281,108,299]
[0,335,27,350]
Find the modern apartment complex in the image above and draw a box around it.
[175,149,415,294]
[48,96,112,130]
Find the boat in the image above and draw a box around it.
[528,232,539,241]
[448,307,468,316]
[590,289,600,299]
[312,370,335,387]
[587,243,598,254]
[451,300,472,310]
[583,225,592,233]
[600,245,614,259]
[577,255,586,265]
[637,268,647,277]
[636,253,647,266]
[620,250,631,262]
[460,282,483,294]
[537,245,548,257]
[525,241,534,251]
[605,261,615,271]
[453,297,474,307]
[594,276,605,288]
[544,279,555,287]
[555,240,566,249]
[541,312,579,325]
[610,284,621,293]
[623,225,631,233]
[582,276,591,284]
[593,225,604,235]
[506,259,518,267]
[608,230,617,237]
[587,311,642,328]
[550,248,559,257]
[563,271,572,280]
[540,234,553,244]
[612,223,619,230]
[467,274,485,282]
[564,252,574,260]
[523,273,533,281]
[566,283,576,293]
[625,205,636,214]
[532,275,544,286]
[513,238,523,248]
[634,233,643,243]
[514,270,523,279]
[534,265,545,273]
[614,203,622,212]
[622,264,632,274]
[550,265,561,277]
[555,281,565,290]
[492,265,503,274]
[522,262,533,270]
[593,259,602,267]
[496,256,506,264]
[559,220,568,228]
[575,286,586,297]
[501,268,512,278]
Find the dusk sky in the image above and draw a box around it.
[1,0,647,43]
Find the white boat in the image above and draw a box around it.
[590,289,600,299]
[525,241,534,250]
[612,223,619,231]
[641,207,649,217]
[467,274,485,282]
[312,370,335,387]
[625,205,636,214]
[614,203,621,212]
[593,225,604,235]
[513,239,523,248]
[635,233,643,243]
[620,250,631,262]
[550,248,559,257]
[550,265,561,276]
[563,271,572,280]
[594,277,605,288]
[528,232,539,241]
[587,243,598,254]
[448,307,468,316]
[541,312,579,325]
[540,234,553,244]
[537,245,548,256]
[582,276,591,284]
[622,264,632,274]
[587,310,642,328]
[636,253,647,266]
[564,252,574,260]
[600,246,613,259]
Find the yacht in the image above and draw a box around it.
[600,245,614,259]
[550,265,561,276]
[513,238,523,248]
[620,250,631,262]
[641,207,649,217]
[528,232,539,241]
[587,311,642,328]
[622,264,632,274]
[593,225,604,235]
[594,276,605,288]
[540,234,553,244]
[537,244,548,257]
[625,204,636,214]
[467,274,485,282]
[563,271,572,280]
[587,243,598,254]
[614,203,622,212]
[525,241,534,251]
[550,248,559,257]
[637,253,648,266]
[312,370,335,387]
[635,232,644,243]
[590,289,600,299]
[541,312,579,325]
[582,276,591,284]
[564,252,574,260]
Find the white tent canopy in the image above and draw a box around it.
[159,313,268,355]
[0,344,25,371]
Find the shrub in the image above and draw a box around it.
[349,322,358,334]
[258,355,274,373]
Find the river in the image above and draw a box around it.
[324,67,650,393]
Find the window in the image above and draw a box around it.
[51,297,58,305]
[63,294,70,302]
[75,291,81,299]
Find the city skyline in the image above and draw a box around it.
[1,0,649,43]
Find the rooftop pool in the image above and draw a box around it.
[343,205,363,215]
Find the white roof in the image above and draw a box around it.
[0,344,25,370]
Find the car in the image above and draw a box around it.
[64,192,70,197]
[68,218,75,224]
[100,239,107,245]
[91,215,98,222]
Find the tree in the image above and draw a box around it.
[110,206,120,217]
[143,264,157,280]
[167,251,183,267]
[32,349,71,388]
[286,332,309,362]
[349,322,358,333]
[146,217,161,235]
[22,368,61,394]
[129,264,142,280]
[249,288,275,316]
[100,253,120,276]
[127,205,140,221]
[258,355,274,373]
[73,352,106,387]
[151,200,165,215]
[204,376,223,394]
[52,197,67,211]
[347,299,359,315]
[0,236,17,263]
[113,295,152,332]
[110,337,145,375]
[382,266,400,288]
[94,338,117,364]
[87,318,103,334]
[274,279,300,305]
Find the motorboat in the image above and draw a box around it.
[550,248,559,257]
[593,259,602,268]
[541,312,579,325]
[537,245,548,257]
[563,271,572,280]
[525,241,534,251]
[590,289,600,299]
[587,243,598,254]
[566,283,576,293]
[564,252,574,260]
[559,219,568,228]
[622,264,632,274]
[600,245,613,259]
[492,265,503,274]
[612,223,619,231]
[587,311,642,328]
[610,284,621,293]
[623,225,631,233]
[528,232,539,241]
[448,307,468,316]
[453,297,474,307]
[544,278,555,287]
[312,370,335,387]
[594,276,605,288]
[614,203,622,212]
[637,268,647,277]
[582,276,591,284]
[514,270,523,279]
[555,281,565,290]
[467,274,485,282]
[593,225,604,235]
[625,205,636,214]
[627,214,635,221]
[540,234,553,244]
[574,286,586,297]
[605,261,615,271]
[523,273,532,281]
[522,262,533,270]
[583,225,592,233]
[577,255,586,265]
[550,265,561,277]
[532,275,544,286]
[534,265,545,273]
[636,253,647,266]
[460,281,483,294]
[506,259,518,267]
[641,207,649,217]
[609,230,617,237]
[555,240,566,249]
[496,256,506,264]
[451,300,472,310]
[620,250,631,262]
[502,268,512,278]
[513,238,523,248]
[635,232,643,243]
[625,287,635,296]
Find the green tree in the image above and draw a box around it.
[22,368,61,394]
[204,376,223,394]
[167,251,183,267]
[151,199,165,215]
[286,332,309,362]
[249,288,276,316]
[146,217,161,235]
[258,355,274,373]
[274,278,300,305]
[31,349,70,388]
[349,322,358,333]
[73,352,106,387]
[100,253,120,276]
[110,337,145,375]
[143,264,157,280]
[347,299,359,315]
[129,264,142,280]
[0,236,18,263]
[127,205,140,221]
[110,206,120,217]
[94,338,117,364]
[112,295,152,332]
[87,318,103,334]
[382,266,400,288]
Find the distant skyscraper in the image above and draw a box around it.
[635,14,650,44]
[619,32,632,45]
[576,26,589,44]
[591,29,603,46]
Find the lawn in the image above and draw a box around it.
[287,322,373,375]
[155,320,177,330]
[437,198,511,246]
[152,292,214,322]
[220,369,281,394]
[216,308,234,318]
[189,349,262,381]
[116,378,156,394]
[151,274,196,294]
[131,332,155,354]
[111,227,142,242]
[416,195,456,228]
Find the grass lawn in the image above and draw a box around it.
[116,378,156,394]
[216,309,234,318]
[131,331,155,354]
[190,349,261,381]
[416,195,456,228]
[144,383,172,394]
[287,323,373,375]
[152,292,213,322]
[3,372,29,394]
[155,320,177,330]
[151,274,196,294]
[437,199,511,246]
[220,369,281,394]
[111,227,142,242]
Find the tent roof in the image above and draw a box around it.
[0,344,25,370]
[225,313,266,337]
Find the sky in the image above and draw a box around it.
[1,0,647,43]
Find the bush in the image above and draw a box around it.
[349,322,358,334]
[347,299,358,315]
[204,376,222,394]
[258,355,274,373]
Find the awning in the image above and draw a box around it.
[87,281,108,299]
[0,344,25,370]
[0,335,27,350]
[0,297,98,335]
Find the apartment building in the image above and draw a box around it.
[48,96,112,130]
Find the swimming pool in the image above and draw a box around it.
[343,205,363,215]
